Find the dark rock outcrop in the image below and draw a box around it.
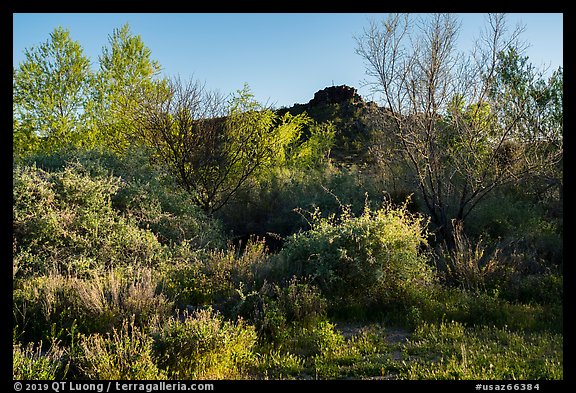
[307,85,364,108]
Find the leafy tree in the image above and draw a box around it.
[489,48,563,206]
[355,13,562,244]
[93,23,164,152]
[134,78,309,214]
[13,27,96,156]
[290,121,335,169]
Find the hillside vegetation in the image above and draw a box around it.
[13,16,562,381]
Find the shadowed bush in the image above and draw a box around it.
[234,276,328,345]
[159,239,268,312]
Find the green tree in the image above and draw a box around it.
[93,23,164,152]
[290,121,335,169]
[135,79,309,214]
[489,48,563,204]
[13,27,95,156]
[355,13,562,245]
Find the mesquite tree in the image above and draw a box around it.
[356,13,562,244]
[135,78,308,214]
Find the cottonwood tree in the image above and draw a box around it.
[94,23,163,152]
[355,13,562,244]
[13,27,95,156]
[13,24,165,157]
[135,78,308,214]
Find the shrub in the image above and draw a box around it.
[285,321,345,358]
[276,200,432,306]
[276,276,328,328]
[160,239,268,311]
[156,248,210,310]
[13,163,166,278]
[13,274,77,343]
[73,268,173,332]
[400,285,563,333]
[14,150,226,278]
[311,324,392,379]
[466,189,563,270]
[216,164,387,244]
[77,319,166,380]
[234,277,327,345]
[501,273,562,305]
[114,179,224,248]
[13,341,68,380]
[435,221,509,293]
[256,350,305,379]
[153,308,257,379]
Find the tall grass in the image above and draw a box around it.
[401,321,563,380]
[13,268,172,343]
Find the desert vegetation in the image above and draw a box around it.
[13,15,562,381]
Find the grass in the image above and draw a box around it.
[295,321,563,380]
[401,321,562,380]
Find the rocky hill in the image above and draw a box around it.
[278,85,384,164]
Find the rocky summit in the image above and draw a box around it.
[307,85,365,108]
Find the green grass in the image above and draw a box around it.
[400,321,563,380]
[284,321,563,380]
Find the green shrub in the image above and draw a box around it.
[234,277,327,345]
[435,221,511,294]
[77,319,166,380]
[14,274,78,343]
[466,189,562,270]
[311,325,391,380]
[286,321,345,358]
[113,178,224,248]
[157,249,210,310]
[276,276,328,328]
[13,341,68,380]
[160,240,267,311]
[153,308,257,379]
[276,200,432,306]
[217,164,387,243]
[399,285,563,333]
[256,350,305,379]
[252,295,289,345]
[13,163,166,278]
[232,277,342,362]
[14,150,226,276]
[501,273,562,305]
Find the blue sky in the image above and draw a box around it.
[13,13,563,109]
